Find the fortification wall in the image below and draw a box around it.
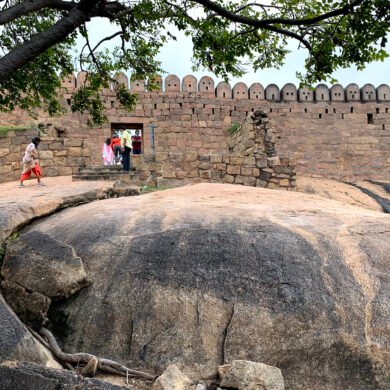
[0,73,389,183]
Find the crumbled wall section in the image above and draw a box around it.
[226,110,295,189]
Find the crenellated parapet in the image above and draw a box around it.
[61,72,390,102]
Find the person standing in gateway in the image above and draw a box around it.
[121,129,132,171]
[132,129,142,154]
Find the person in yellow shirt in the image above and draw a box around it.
[121,129,132,171]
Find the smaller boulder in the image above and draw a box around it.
[152,365,194,390]
[1,230,90,299]
[220,360,284,390]
[218,364,231,380]
[0,280,50,329]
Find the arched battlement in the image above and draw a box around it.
[130,79,145,92]
[61,74,77,89]
[149,75,162,91]
[315,84,330,102]
[165,74,180,93]
[215,81,232,99]
[265,84,280,101]
[249,83,265,100]
[198,76,215,94]
[281,83,297,101]
[330,84,344,102]
[361,84,376,101]
[299,86,313,102]
[182,75,197,93]
[345,83,360,101]
[59,74,387,102]
[114,72,129,89]
[76,71,88,87]
[232,82,248,100]
[377,84,390,101]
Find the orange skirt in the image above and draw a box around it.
[20,163,42,181]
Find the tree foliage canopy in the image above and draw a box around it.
[0,0,389,124]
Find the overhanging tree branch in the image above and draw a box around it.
[194,0,366,27]
[0,0,75,25]
[0,0,102,82]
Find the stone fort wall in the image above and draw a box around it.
[0,73,389,183]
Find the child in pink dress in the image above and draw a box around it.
[102,138,114,166]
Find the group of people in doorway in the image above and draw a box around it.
[102,129,142,171]
[18,129,143,187]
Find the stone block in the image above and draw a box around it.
[67,147,85,157]
[235,175,245,184]
[243,157,256,166]
[67,157,85,166]
[260,170,272,181]
[38,159,53,168]
[169,153,184,163]
[274,166,292,174]
[198,155,210,162]
[198,161,212,170]
[183,153,198,162]
[42,166,58,177]
[223,174,235,184]
[64,139,83,147]
[279,179,290,187]
[38,150,54,160]
[267,156,281,167]
[243,177,257,186]
[0,149,9,158]
[241,167,253,176]
[48,142,63,150]
[252,168,260,176]
[0,164,12,174]
[230,157,243,165]
[256,179,268,188]
[210,154,223,163]
[11,161,20,170]
[199,170,212,179]
[155,152,169,162]
[57,167,73,176]
[227,165,241,175]
[216,163,227,171]
[53,157,67,167]
[54,150,68,157]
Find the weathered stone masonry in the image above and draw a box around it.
[0,73,389,184]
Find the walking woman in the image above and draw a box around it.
[19,136,44,187]
[102,137,114,166]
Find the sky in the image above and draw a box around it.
[77,18,390,88]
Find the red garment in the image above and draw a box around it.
[131,135,142,151]
[111,137,121,151]
[20,163,42,182]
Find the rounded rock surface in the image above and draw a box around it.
[22,184,390,390]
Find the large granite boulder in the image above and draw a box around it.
[12,184,390,389]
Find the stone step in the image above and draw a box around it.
[77,170,136,176]
[73,174,136,181]
[78,165,123,172]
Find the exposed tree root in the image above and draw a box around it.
[39,327,157,381]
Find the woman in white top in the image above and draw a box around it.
[19,136,44,187]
